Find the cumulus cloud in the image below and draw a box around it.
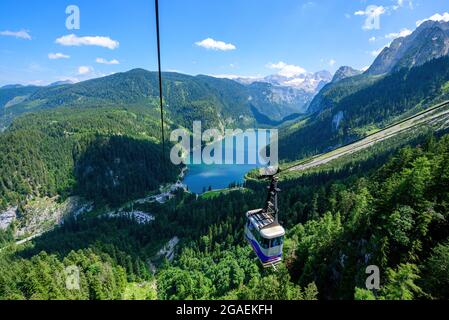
[56,34,119,50]
[78,66,93,75]
[0,30,31,40]
[195,38,236,51]
[48,53,70,60]
[96,58,120,65]
[385,28,413,39]
[267,61,307,78]
[369,36,377,43]
[416,12,449,27]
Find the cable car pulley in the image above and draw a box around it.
[244,167,285,268]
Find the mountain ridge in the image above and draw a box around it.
[0,68,323,129]
[332,66,362,83]
[306,20,449,116]
[366,20,449,75]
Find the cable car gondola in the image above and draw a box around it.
[245,167,285,268]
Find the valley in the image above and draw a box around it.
[1,15,449,302]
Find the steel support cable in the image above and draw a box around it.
[155,0,166,176]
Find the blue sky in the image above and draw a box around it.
[0,0,448,86]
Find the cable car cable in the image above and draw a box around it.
[155,0,166,177]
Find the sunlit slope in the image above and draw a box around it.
[280,100,449,176]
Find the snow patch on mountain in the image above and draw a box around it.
[235,70,332,93]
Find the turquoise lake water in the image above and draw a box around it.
[183,131,271,194]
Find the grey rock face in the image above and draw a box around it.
[366,20,449,75]
[0,207,17,230]
[332,66,362,83]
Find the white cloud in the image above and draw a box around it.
[78,66,93,75]
[267,61,307,78]
[195,38,236,51]
[0,30,31,40]
[354,5,386,30]
[56,34,119,50]
[302,2,316,10]
[416,12,449,27]
[393,0,414,10]
[328,59,336,67]
[369,36,377,42]
[48,53,70,60]
[96,58,120,65]
[385,28,413,40]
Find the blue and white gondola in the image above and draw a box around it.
[245,209,285,267]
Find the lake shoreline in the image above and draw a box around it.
[183,129,269,194]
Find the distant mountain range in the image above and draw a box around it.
[0,65,335,131]
[228,70,333,120]
[0,84,25,89]
[0,69,324,130]
[1,80,74,89]
[279,19,449,160]
[242,70,332,92]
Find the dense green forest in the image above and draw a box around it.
[279,56,449,161]
[1,131,449,300]
[278,133,449,299]
[0,105,178,209]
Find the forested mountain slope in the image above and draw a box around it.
[0,70,254,131]
[279,56,449,161]
[308,20,449,116]
[0,69,317,131]
[367,20,449,75]
[306,73,382,114]
[0,85,40,131]
[0,105,178,209]
[284,133,449,299]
